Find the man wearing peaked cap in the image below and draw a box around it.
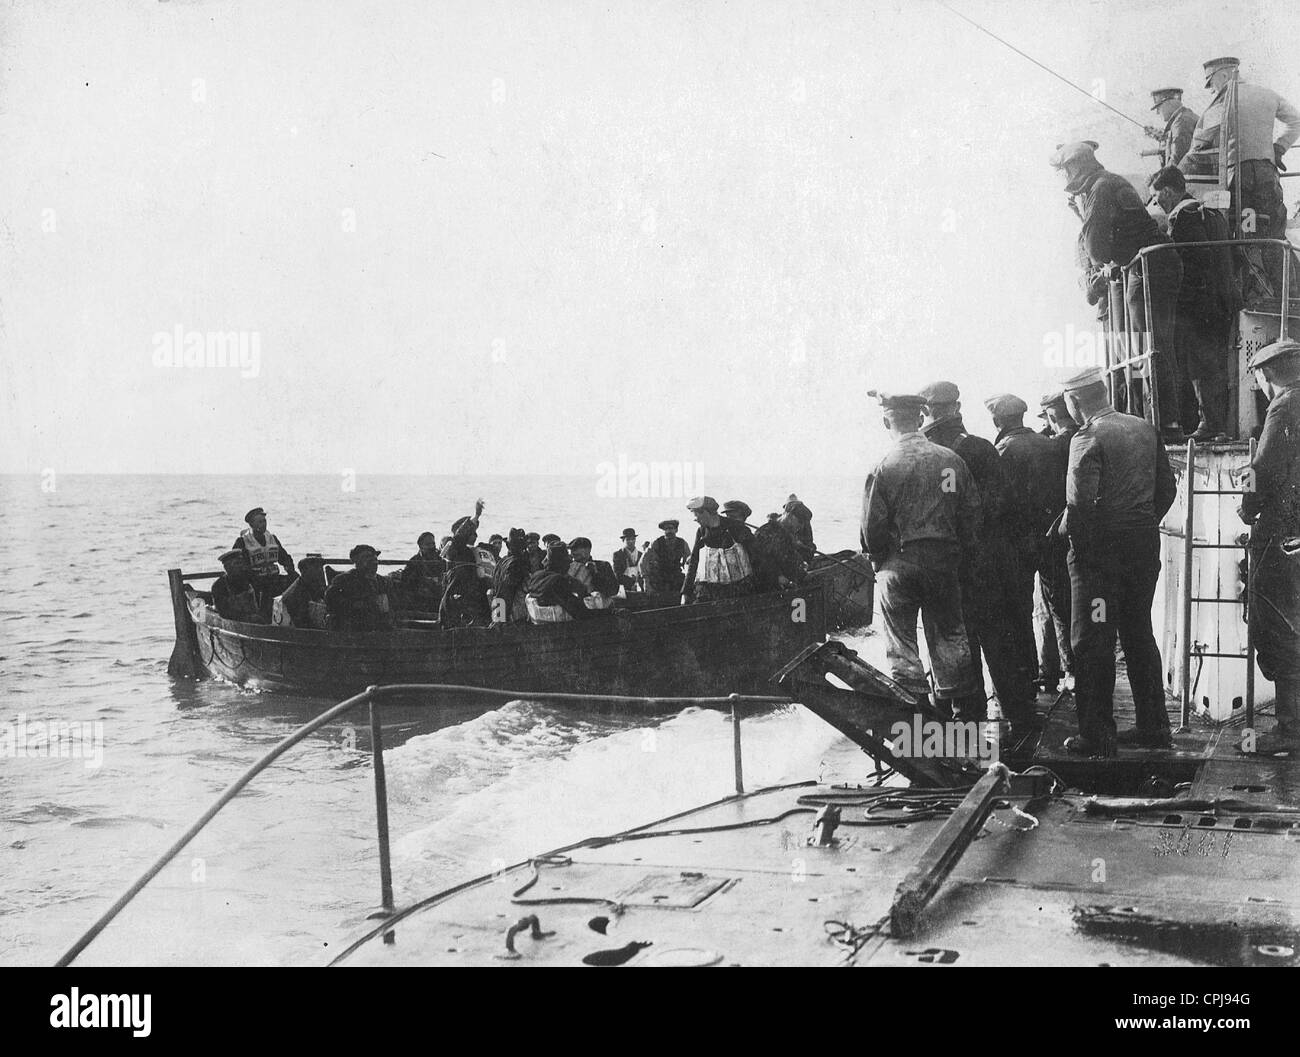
[988,392,1059,694]
[1052,131,1186,440]
[868,389,929,412]
[324,544,393,634]
[1062,365,1106,392]
[1059,360,1177,756]
[862,383,984,718]
[1240,338,1300,751]
[210,547,269,624]
[232,506,295,604]
[983,393,1028,418]
[1145,88,1199,168]
[642,518,691,601]
[1039,390,1076,436]
[1047,140,1099,170]
[1180,56,1300,297]
[916,381,960,405]
[1149,163,1236,440]
[921,379,1037,728]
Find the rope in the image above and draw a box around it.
[936,0,1148,131]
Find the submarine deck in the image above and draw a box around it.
[335,684,1300,968]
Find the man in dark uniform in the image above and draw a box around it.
[1150,165,1237,440]
[1145,87,1199,169]
[524,532,546,572]
[1036,391,1078,689]
[490,528,533,624]
[641,519,692,601]
[1180,57,1300,298]
[439,500,489,627]
[1060,367,1177,756]
[1050,140,1185,440]
[863,391,983,720]
[569,537,620,605]
[922,381,1036,730]
[324,544,394,633]
[525,543,601,622]
[1239,339,1300,753]
[748,501,807,592]
[988,393,1060,683]
[401,532,447,613]
[211,549,269,624]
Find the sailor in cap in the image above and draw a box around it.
[1180,56,1300,295]
[322,545,393,633]
[641,519,691,601]
[232,506,295,594]
[683,495,756,603]
[402,532,448,613]
[1051,138,1186,440]
[210,547,269,624]
[862,388,984,718]
[1039,390,1076,437]
[1144,88,1199,169]
[986,393,1059,696]
[1148,163,1237,440]
[1058,365,1177,756]
[1240,339,1300,750]
[612,527,643,594]
[919,382,1036,728]
[568,537,619,605]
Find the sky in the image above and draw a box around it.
[2,0,1298,477]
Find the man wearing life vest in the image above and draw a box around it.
[233,507,295,609]
[683,496,756,603]
[211,550,269,624]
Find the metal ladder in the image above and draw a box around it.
[1176,437,1257,730]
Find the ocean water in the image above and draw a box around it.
[0,472,881,966]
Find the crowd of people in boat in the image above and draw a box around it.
[207,495,820,632]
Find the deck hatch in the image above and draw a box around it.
[614,871,733,908]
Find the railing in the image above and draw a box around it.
[53,684,792,967]
[1104,237,1295,429]
[178,555,408,582]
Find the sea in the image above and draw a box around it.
[0,472,885,966]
